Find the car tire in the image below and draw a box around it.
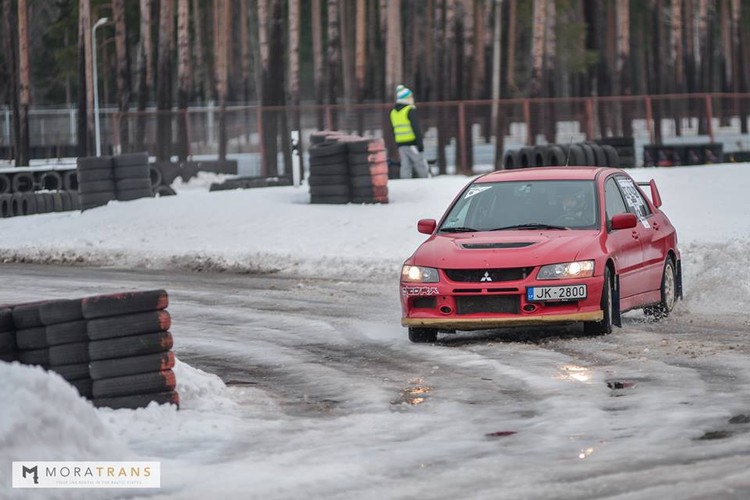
[39,299,84,326]
[408,327,438,343]
[0,330,16,353]
[502,149,521,170]
[88,331,173,361]
[92,390,179,410]
[92,369,177,399]
[50,362,90,382]
[15,327,48,350]
[87,310,171,341]
[82,289,169,320]
[46,320,89,346]
[644,258,677,320]
[584,267,614,336]
[90,351,175,380]
[49,341,90,365]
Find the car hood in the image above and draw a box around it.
[412,231,601,269]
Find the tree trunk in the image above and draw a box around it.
[339,0,355,105]
[542,0,556,142]
[506,0,517,94]
[434,0,448,174]
[529,0,546,144]
[215,0,229,160]
[288,0,304,177]
[136,0,152,152]
[156,0,174,161]
[492,0,505,169]
[616,0,632,136]
[190,0,205,101]
[81,0,95,157]
[16,0,31,166]
[112,0,131,154]
[385,0,402,100]
[311,0,325,128]
[355,0,366,132]
[2,0,20,164]
[327,0,341,128]
[177,0,190,160]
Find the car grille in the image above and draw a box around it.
[444,268,532,282]
[455,295,520,314]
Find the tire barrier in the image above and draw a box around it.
[308,135,351,204]
[500,142,620,169]
[0,289,179,410]
[77,156,116,210]
[113,152,154,202]
[597,137,635,169]
[209,176,291,192]
[345,137,389,204]
[307,131,390,205]
[642,143,723,167]
[0,307,17,363]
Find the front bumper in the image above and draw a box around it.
[402,311,603,330]
[400,275,604,331]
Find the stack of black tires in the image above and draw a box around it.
[308,135,350,204]
[0,290,178,410]
[77,156,117,210]
[597,137,635,169]
[0,307,16,363]
[346,138,389,204]
[42,299,93,398]
[113,152,155,202]
[0,168,81,218]
[501,142,619,170]
[77,152,154,210]
[84,289,177,410]
[307,131,390,204]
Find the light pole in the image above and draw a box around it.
[92,17,108,157]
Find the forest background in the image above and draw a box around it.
[1,1,747,172]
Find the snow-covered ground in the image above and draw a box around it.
[2,163,750,499]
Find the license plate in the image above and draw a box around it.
[527,285,587,301]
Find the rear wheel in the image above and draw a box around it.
[408,327,438,343]
[644,258,676,320]
[584,267,614,336]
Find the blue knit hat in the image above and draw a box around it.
[396,85,413,103]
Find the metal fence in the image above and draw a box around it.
[3,93,750,175]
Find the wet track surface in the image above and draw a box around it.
[3,264,750,499]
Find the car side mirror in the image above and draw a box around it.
[417,219,437,234]
[610,213,638,230]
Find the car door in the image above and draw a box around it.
[614,176,665,293]
[603,176,645,299]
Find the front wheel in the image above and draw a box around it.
[644,258,676,320]
[584,267,614,336]
[408,327,438,343]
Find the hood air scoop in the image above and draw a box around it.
[461,242,534,249]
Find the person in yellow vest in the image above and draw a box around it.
[390,85,430,178]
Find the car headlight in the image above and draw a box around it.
[537,260,595,280]
[401,265,440,283]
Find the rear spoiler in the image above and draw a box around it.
[636,180,662,208]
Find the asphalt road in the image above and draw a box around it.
[2,263,750,499]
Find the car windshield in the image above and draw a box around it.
[439,179,599,232]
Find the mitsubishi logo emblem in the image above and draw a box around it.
[480,271,492,282]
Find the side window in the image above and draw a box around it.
[604,177,628,220]
[616,177,652,219]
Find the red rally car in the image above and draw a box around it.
[400,166,682,343]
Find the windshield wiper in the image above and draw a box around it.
[489,223,569,231]
[440,226,478,233]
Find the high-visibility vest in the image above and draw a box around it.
[390,106,416,144]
